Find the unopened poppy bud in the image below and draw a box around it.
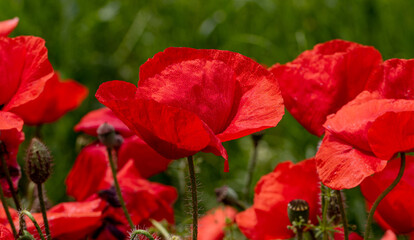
[216,185,239,204]
[25,138,52,184]
[287,199,309,224]
[251,131,265,144]
[97,123,123,148]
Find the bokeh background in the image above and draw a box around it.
[2,0,413,237]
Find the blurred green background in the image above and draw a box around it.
[2,0,413,238]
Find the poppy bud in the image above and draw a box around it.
[97,122,123,148]
[215,185,247,210]
[25,138,52,184]
[287,199,309,225]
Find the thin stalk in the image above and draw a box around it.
[0,154,21,210]
[0,185,17,236]
[243,136,260,200]
[37,184,51,240]
[20,210,46,240]
[106,147,134,229]
[130,229,155,240]
[364,152,406,240]
[149,219,170,240]
[297,229,303,240]
[187,155,198,240]
[321,185,329,240]
[336,190,349,240]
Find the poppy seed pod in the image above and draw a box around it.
[287,199,309,225]
[26,138,52,184]
[97,122,123,148]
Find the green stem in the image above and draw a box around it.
[243,136,260,200]
[149,219,170,240]
[106,147,134,229]
[187,155,198,240]
[336,190,349,240]
[321,185,329,240]
[20,210,46,240]
[0,154,21,211]
[130,229,155,240]
[0,185,17,236]
[37,184,51,240]
[297,229,303,240]
[364,152,406,240]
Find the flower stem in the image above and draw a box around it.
[149,219,170,240]
[106,147,134,229]
[297,229,303,240]
[0,154,21,211]
[37,184,51,240]
[0,185,17,237]
[243,135,261,200]
[336,190,349,240]
[321,185,329,240]
[364,152,406,240]
[20,210,46,240]
[130,229,155,240]
[187,155,198,240]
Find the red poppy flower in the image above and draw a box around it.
[96,47,284,171]
[11,72,88,125]
[315,91,414,189]
[360,156,414,234]
[74,107,133,137]
[0,112,24,197]
[198,206,237,240]
[366,58,414,99]
[236,159,320,240]
[0,36,54,112]
[269,39,382,136]
[381,230,397,240]
[0,224,13,240]
[0,17,18,37]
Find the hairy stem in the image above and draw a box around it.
[149,219,170,240]
[364,152,406,240]
[187,155,198,240]
[0,185,16,236]
[336,190,349,240]
[37,184,51,240]
[130,229,155,240]
[21,210,46,240]
[106,147,134,229]
[321,185,329,240]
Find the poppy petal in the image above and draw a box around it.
[316,132,387,189]
[0,17,18,37]
[12,72,88,125]
[74,107,133,137]
[366,58,414,99]
[96,81,227,160]
[361,157,414,234]
[198,206,237,240]
[1,36,54,111]
[139,47,284,141]
[368,111,414,160]
[270,39,382,136]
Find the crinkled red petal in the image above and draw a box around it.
[270,39,381,136]
[139,47,284,141]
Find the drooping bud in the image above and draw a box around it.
[287,199,309,224]
[251,130,265,145]
[97,123,123,148]
[25,138,52,184]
